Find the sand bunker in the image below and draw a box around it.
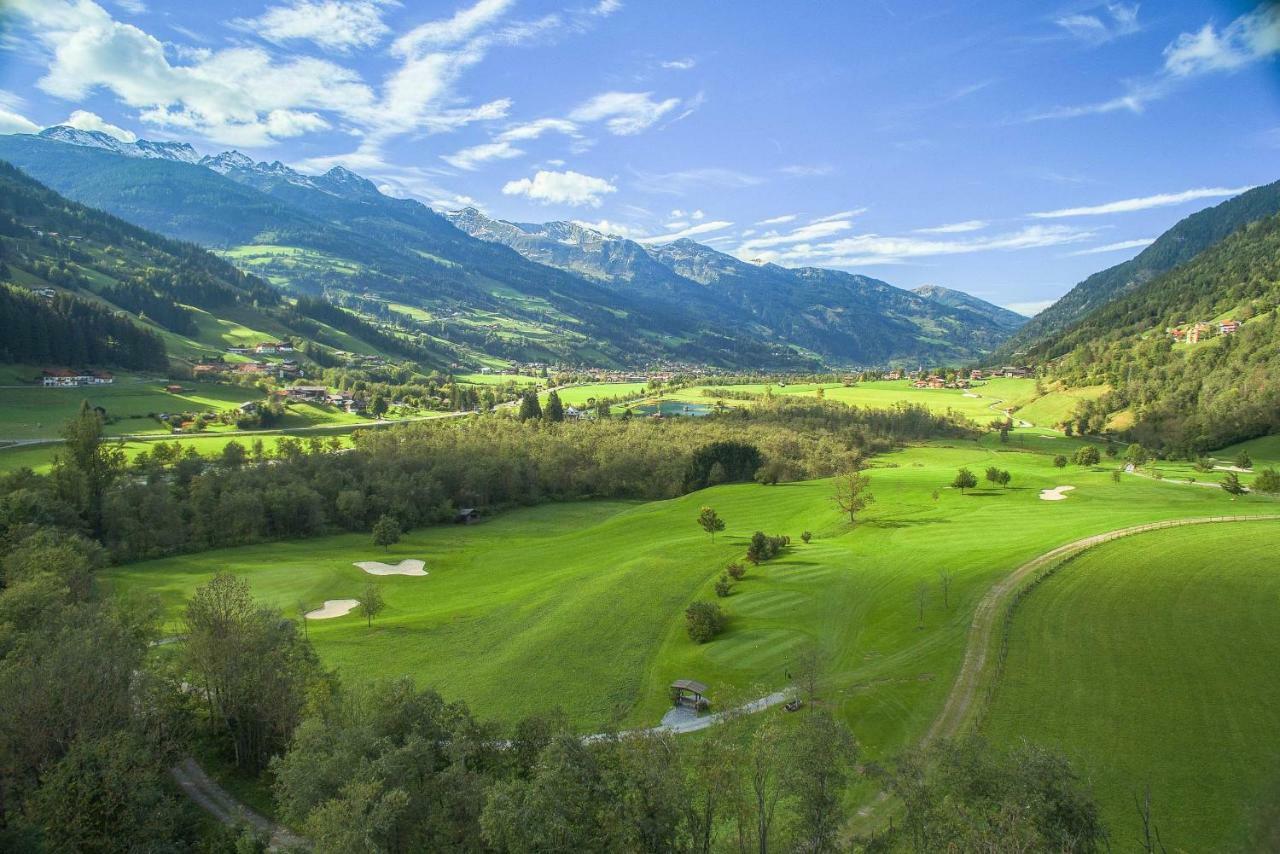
[306,599,359,619]
[1214,465,1251,473]
[962,392,980,398]
[1039,485,1076,501]
[355,559,428,577]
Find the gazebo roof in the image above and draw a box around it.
[671,678,708,695]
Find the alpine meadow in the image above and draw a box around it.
[1,2,1279,853]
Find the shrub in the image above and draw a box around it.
[1254,467,1280,494]
[685,601,726,643]
[746,531,790,565]
[1053,455,1068,468]
[714,575,732,598]
[800,531,812,544]
[1072,446,1100,467]
[726,562,745,580]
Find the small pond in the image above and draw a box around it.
[628,399,714,417]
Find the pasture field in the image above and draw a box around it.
[104,437,1278,768]
[1011,383,1109,427]
[548,382,650,407]
[0,376,255,440]
[660,378,1038,423]
[982,522,1280,852]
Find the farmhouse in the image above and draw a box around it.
[1186,322,1213,343]
[1219,319,1240,335]
[254,341,295,355]
[282,386,328,402]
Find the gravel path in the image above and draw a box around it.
[854,514,1280,829]
[171,758,304,850]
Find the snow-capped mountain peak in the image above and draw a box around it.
[37,125,198,164]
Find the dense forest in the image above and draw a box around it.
[1037,213,1280,453]
[0,285,167,369]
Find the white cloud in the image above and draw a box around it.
[0,90,39,134]
[756,214,797,226]
[496,117,579,142]
[11,0,376,146]
[62,108,136,141]
[738,224,1096,267]
[1066,238,1156,255]
[1163,5,1280,76]
[1004,299,1057,317]
[1030,5,1279,122]
[569,91,681,135]
[1056,3,1140,45]
[1030,185,1254,218]
[635,220,734,244]
[112,0,146,13]
[810,209,866,224]
[392,0,515,54]
[780,164,833,177]
[235,0,392,52]
[737,219,856,253]
[690,209,704,220]
[590,0,622,16]
[442,140,523,170]
[665,220,689,229]
[572,218,647,239]
[502,168,616,207]
[661,57,696,70]
[914,220,988,234]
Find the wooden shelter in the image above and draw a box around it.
[670,679,710,711]
[454,508,480,524]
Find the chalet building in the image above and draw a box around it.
[41,369,114,387]
[236,362,269,375]
[1169,327,1187,342]
[32,287,56,300]
[193,363,225,377]
[1219,319,1240,335]
[1186,322,1213,344]
[226,347,252,355]
[970,369,984,380]
[254,341,294,355]
[282,386,328,402]
[886,370,903,381]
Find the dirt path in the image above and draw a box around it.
[171,757,304,850]
[855,514,1280,829]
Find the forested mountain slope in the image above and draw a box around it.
[449,208,1024,365]
[0,161,457,371]
[992,180,1280,360]
[1042,212,1280,453]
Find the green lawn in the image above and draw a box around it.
[982,522,1280,852]
[1012,383,1109,427]
[549,382,650,407]
[103,436,1278,770]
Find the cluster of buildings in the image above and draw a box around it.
[195,357,303,380]
[226,341,295,356]
[1169,319,1240,344]
[276,386,359,412]
[40,369,115,387]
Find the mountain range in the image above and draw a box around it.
[0,126,1025,369]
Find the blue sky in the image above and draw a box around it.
[2,0,1278,313]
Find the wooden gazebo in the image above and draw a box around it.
[670,679,710,712]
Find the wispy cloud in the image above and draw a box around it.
[661,57,696,70]
[914,219,987,234]
[1066,238,1155,255]
[737,224,1096,267]
[569,91,681,135]
[779,163,833,177]
[1030,185,1254,218]
[635,220,734,243]
[1055,3,1140,45]
[234,0,393,52]
[0,90,39,134]
[1004,299,1056,317]
[1028,4,1280,121]
[809,209,866,224]
[756,214,797,226]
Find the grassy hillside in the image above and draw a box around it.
[983,521,1280,852]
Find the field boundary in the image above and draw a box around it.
[924,514,1280,747]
